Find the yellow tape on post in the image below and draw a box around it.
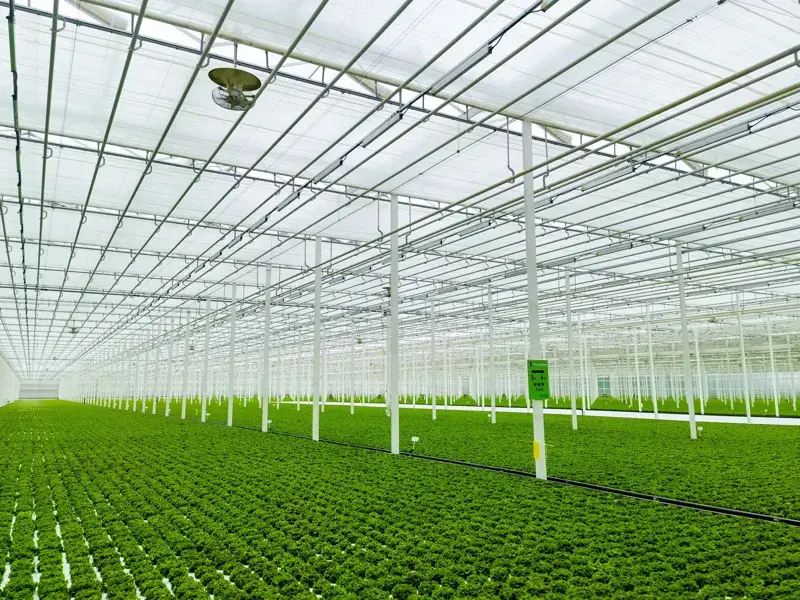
[533,440,540,460]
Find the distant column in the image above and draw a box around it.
[227,284,237,427]
[676,243,697,439]
[261,269,272,432]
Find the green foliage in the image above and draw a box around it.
[0,400,799,600]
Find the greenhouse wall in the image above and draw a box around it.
[19,379,60,400]
[0,354,19,406]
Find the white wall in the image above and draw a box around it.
[19,379,60,399]
[0,354,20,405]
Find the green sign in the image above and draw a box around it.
[527,359,550,401]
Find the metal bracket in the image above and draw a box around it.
[199,34,210,68]
[320,67,330,98]
[131,16,142,51]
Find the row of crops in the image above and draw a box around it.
[162,395,800,518]
[1,401,798,599]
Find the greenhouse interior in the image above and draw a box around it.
[1,0,800,598]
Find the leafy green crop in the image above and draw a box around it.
[208,398,800,519]
[1,401,798,599]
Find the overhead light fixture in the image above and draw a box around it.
[594,241,634,257]
[277,189,301,211]
[430,43,492,95]
[313,157,345,183]
[361,112,403,148]
[415,239,443,251]
[541,0,561,10]
[458,220,494,237]
[580,165,634,192]
[503,268,526,278]
[351,264,371,275]
[545,256,575,267]
[225,233,244,250]
[675,123,751,156]
[248,214,269,232]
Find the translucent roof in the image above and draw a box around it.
[1,0,799,379]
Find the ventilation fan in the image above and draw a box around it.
[209,67,262,111]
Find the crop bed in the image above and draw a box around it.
[3,401,799,599]
[199,399,800,520]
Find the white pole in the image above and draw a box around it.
[133,334,142,412]
[694,328,705,415]
[633,329,642,412]
[261,268,272,432]
[153,321,162,415]
[488,287,495,424]
[676,243,698,439]
[201,299,211,422]
[788,333,797,411]
[349,325,356,415]
[646,305,658,419]
[523,119,546,479]
[227,284,237,427]
[390,193,400,455]
[165,318,174,417]
[312,237,322,441]
[565,270,577,429]
[430,299,437,420]
[578,319,587,410]
[181,317,190,420]
[768,322,780,417]
[142,337,150,413]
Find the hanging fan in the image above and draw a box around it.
[209,67,262,111]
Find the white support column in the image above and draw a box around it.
[201,299,211,422]
[389,193,400,455]
[788,333,797,411]
[694,328,704,415]
[227,284,237,427]
[578,319,586,411]
[261,268,272,432]
[488,287,496,424]
[767,321,780,417]
[165,318,174,417]
[142,338,150,413]
[312,237,322,441]
[523,119,546,479]
[646,305,658,419]
[133,334,142,412]
[633,330,642,412]
[430,299,437,420]
[676,243,698,439]
[565,270,577,429]
[349,324,355,415]
[153,321,162,415]
[181,318,190,419]
[120,343,127,410]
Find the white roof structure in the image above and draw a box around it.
[1,0,799,380]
